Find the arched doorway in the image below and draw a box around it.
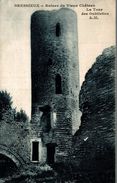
[0,154,18,178]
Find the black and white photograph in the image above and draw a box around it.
[0,0,115,182]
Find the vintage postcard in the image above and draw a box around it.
[0,0,115,182]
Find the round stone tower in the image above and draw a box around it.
[31,8,80,163]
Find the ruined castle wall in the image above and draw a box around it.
[72,46,115,172]
[0,120,30,169]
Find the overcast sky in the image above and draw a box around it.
[0,0,115,117]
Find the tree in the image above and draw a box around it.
[0,90,13,120]
[15,109,28,122]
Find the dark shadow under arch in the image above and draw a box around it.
[0,144,25,168]
[0,153,18,178]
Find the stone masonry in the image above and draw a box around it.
[31,8,80,163]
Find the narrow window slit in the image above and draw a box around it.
[55,74,62,94]
[56,23,61,37]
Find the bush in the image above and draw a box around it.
[0,90,13,120]
[15,109,28,122]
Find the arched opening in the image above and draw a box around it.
[0,154,18,178]
[40,105,51,132]
[55,74,62,94]
[56,23,61,37]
